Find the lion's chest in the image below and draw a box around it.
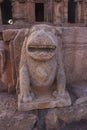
[28,58,57,88]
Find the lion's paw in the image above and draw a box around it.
[19,93,35,103]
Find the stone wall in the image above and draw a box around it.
[61,27,87,84]
[0,0,87,25]
[0,26,87,92]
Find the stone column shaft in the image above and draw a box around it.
[63,0,68,23]
[81,0,85,23]
[76,1,82,23]
[83,0,87,23]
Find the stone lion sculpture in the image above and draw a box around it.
[18,24,71,111]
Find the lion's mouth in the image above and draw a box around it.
[28,45,56,52]
[27,45,56,61]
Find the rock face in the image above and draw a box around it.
[0,93,37,130]
[45,109,59,130]
[1,93,87,130]
[18,25,71,111]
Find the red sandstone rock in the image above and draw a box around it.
[3,29,18,42]
[45,109,59,130]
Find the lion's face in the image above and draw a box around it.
[26,30,58,61]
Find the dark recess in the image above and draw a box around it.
[68,0,76,23]
[35,3,44,22]
[1,0,12,24]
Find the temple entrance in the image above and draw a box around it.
[35,3,44,22]
[68,0,76,23]
[1,0,12,24]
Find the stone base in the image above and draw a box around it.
[18,92,71,111]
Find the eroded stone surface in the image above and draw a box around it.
[45,109,59,130]
[3,29,18,42]
[0,93,37,130]
[1,93,87,130]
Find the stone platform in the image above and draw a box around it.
[1,92,87,130]
[18,92,71,111]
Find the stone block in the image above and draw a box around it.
[45,109,59,130]
[3,29,18,42]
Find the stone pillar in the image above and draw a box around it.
[26,1,35,23]
[75,0,86,23]
[85,2,87,24]
[12,0,27,24]
[61,0,64,23]
[63,0,68,23]
[44,0,53,23]
[12,0,21,23]
[44,2,48,22]
[81,0,85,23]
[53,1,62,25]
[51,0,54,23]
[0,0,3,25]
[76,1,81,23]
[83,0,87,24]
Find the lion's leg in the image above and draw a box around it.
[56,47,66,95]
[53,46,66,97]
[19,65,33,102]
[56,68,66,95]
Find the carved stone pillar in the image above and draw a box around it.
[63,0,68,23]
[27,1,35,23]
[75,0,86,23]
[85,1,87,24]
[53,1,62,25]
[75,1,81,23]
[12,0,27,24]
[83,0,87,24]
[44,0,53,23]
[81,0,85,23]
[12,1,21,23]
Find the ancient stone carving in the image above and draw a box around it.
[18,25,71,111]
